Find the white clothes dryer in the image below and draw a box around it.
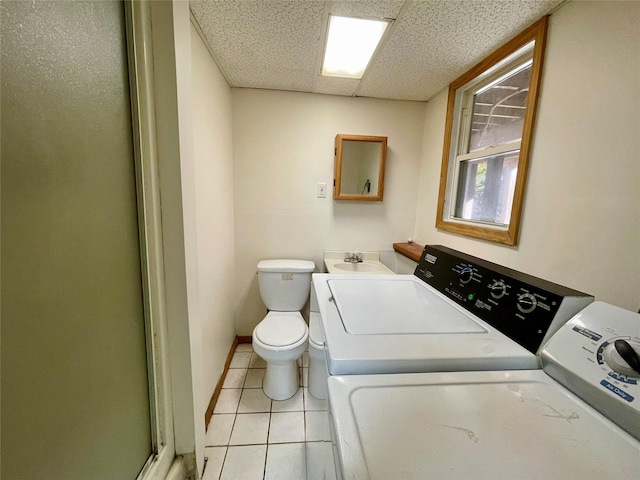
[327,302,640,480]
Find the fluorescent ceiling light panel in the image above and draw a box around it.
[322,15,388,79]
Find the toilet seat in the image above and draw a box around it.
[255,312,307,347]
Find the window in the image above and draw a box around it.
[436,17,548,245]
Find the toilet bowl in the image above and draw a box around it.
[308,311,328,399]
[252,311,308,400]
[252,259,315,400]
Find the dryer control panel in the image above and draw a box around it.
[414,245,594,354]
[541,301,640,440]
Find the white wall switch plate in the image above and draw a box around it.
[317,182,327,198]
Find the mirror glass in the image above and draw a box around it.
[334,134,387,201]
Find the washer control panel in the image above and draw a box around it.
[414,245,593,354]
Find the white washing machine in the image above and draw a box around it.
[313,245,594,375]
[327,302,640,479]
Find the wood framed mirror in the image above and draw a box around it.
[334,134,387,201]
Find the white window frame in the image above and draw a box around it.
[448,53,531,228]
[436,17,549,245]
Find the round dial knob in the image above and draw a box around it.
[603,340,640,377]
[459,266,473,284]
[516,293,537,313]
[490,281,507,299]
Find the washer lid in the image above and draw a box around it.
[315,274,539,375]
[256,312,307,346]
[257,259,315,273]
[328,278,485,334]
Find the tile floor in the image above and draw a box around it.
[202,343,337,480]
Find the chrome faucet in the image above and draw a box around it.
[344,252,363,263]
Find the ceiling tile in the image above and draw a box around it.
[191,0,325,92]
[329,0,405,19]
[313,75,360,97]
[358,0,562,100]
[190,0,564,101]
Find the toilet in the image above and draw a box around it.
[252,259,314,400]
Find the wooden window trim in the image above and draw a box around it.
[435,16,549,246]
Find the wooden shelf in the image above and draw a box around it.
[393,242,424,263]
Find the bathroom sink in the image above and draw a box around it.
[333,262,389,273]
[323,251,395,275]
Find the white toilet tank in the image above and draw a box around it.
[257,259,315,311]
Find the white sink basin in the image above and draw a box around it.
[323,251,395,275]
[333,262,389,273]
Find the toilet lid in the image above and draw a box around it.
[256,312,307,347]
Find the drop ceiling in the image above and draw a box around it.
[190,0,564,102]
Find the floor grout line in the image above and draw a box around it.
[208,344,330,479]
[218,446,229,480]
[263,407,272,479]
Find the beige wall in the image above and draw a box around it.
[414,0,640,311]
[232,90,425,335]
[190,24,237,419]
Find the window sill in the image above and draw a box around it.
[435,219,518,245]
[392,242,424,263]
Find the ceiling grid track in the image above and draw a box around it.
[311,1,333,94]
[189,10,233,87]
[352,0,409,98]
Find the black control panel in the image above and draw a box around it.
[414,245,592,354]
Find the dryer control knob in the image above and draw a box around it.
[604,340,640,377]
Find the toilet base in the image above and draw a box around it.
[263,360,300,400]
[252,311,308,401]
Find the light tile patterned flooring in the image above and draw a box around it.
[202,343,337,480]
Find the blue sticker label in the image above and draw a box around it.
[573,325,602,341]
[600,380,635,402]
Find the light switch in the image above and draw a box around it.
[317,183,327,198]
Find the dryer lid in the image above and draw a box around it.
[256,312,307,346]
[328,370,640,480]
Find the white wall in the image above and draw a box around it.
[232,90,425,334]
[190,23,237,423]
[150,5,238,474]
[414,0,640,311]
